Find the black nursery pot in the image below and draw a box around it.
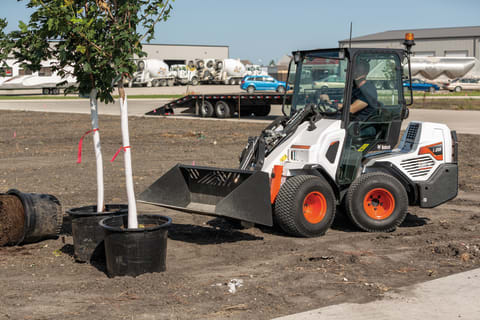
[67,204,127,263]
[6,189,63,245]
[100,214,171,278]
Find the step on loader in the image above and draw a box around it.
[139,33,458,237]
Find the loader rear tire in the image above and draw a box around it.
[200,101,214,117]
[274,175,336,237]
[346,172,408,232]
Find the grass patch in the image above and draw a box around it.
[411,90,480,97]
[410,98,480,110]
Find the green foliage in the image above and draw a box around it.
[0,19,15,77]
[11,0,174,102]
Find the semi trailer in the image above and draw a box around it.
[146,92,291,118]
[0,59,76,94]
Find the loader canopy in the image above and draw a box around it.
[287,48,407,186]
[290,49,348,118]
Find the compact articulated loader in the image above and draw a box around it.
[139,34,458,237]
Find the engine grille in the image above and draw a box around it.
[406,123,420,141]
[400,156,435,178]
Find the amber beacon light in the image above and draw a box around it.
[403,32,415,53]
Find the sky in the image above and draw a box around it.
[2,0,480,65]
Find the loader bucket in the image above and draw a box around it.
[138,164,273,226]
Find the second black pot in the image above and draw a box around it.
[67,204,127,263]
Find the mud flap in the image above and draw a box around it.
[138,164,273,226]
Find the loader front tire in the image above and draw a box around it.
[274,175,336,237]
[346,172,408,232]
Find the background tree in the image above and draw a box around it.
[0,19,14,76]
[13,0,173,227]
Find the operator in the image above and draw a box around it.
[320,59,378,122]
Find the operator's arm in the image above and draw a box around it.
[319,94,367,113]
[349,99,368,114]
[323,100,366,114]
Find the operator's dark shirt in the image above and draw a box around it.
[351,81,378,121]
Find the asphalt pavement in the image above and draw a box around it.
[0,98,479,135]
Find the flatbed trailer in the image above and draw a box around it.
[146,93,292,118]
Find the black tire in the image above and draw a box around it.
[274,175,336,237]
[276,85,285,93]
[200,100,214,117]
[191,77,199,86]
[428,86,435,93]
[229,78,236,85]
[252,105,271,117]
[151,80,160,87]
[159,79,167,87]
[247,86,255,94]
[167,79,175,87]
[215,101,231,118]
[454,86,462,92]
[345,172,408,232]
[42,88,49,95]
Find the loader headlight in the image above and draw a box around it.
[289,145,310,162]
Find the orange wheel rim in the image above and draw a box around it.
[363,188,395,220]
[303,191,327,224]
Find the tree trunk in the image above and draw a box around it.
[89,88,105,212]
[118,84,138,228]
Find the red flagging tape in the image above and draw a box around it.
[77,128,99,163]
[111,146,131,162]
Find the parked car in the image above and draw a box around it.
[313,75,345,89]
[443,78,480,92]
[240,75,288,93]
[403,78,440,92]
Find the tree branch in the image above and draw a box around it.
[135,0,171,48]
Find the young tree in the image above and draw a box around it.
[0,19,14,76]
[13,0,173,228]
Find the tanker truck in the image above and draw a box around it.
[170,64,199,86]
[406,56,480,82]
[194,58,215,83]
[245,64,267,76]
[130,59,175,87]
[212,58,247,85]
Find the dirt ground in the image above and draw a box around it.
[0,110,479,320]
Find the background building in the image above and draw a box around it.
[339,26,480,59]
[141,43,229,66]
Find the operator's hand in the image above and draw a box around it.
[319,94,329,102]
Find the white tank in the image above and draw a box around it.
[405,57,479,81]
[220,59,246,77]
[138,59,169,77]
